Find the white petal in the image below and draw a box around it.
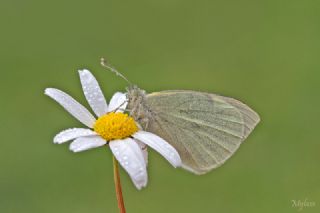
[109,138,148,190]
[69,136,106,152]
[135,139,148,166]
[45,88,96,128]
[108,92,128,113]
[133,131,182,168]
[79,69,108,117]
[53,128,97,144]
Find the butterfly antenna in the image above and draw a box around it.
[100,58,132,85]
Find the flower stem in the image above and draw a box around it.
[113,156,126,213]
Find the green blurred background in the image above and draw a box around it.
[1,0,319,212]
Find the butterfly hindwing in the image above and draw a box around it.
[144,90,260,174]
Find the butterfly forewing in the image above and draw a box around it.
[145,90,260,174]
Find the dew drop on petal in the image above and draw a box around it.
[170,152,175,158]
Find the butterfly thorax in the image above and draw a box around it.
[126,85,153,130]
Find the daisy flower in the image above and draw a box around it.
[45,69,181,189]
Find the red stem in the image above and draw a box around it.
[113,156,126,213]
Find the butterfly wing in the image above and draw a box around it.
[145,90,260,174]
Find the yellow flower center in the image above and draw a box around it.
[93,112,138,141]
